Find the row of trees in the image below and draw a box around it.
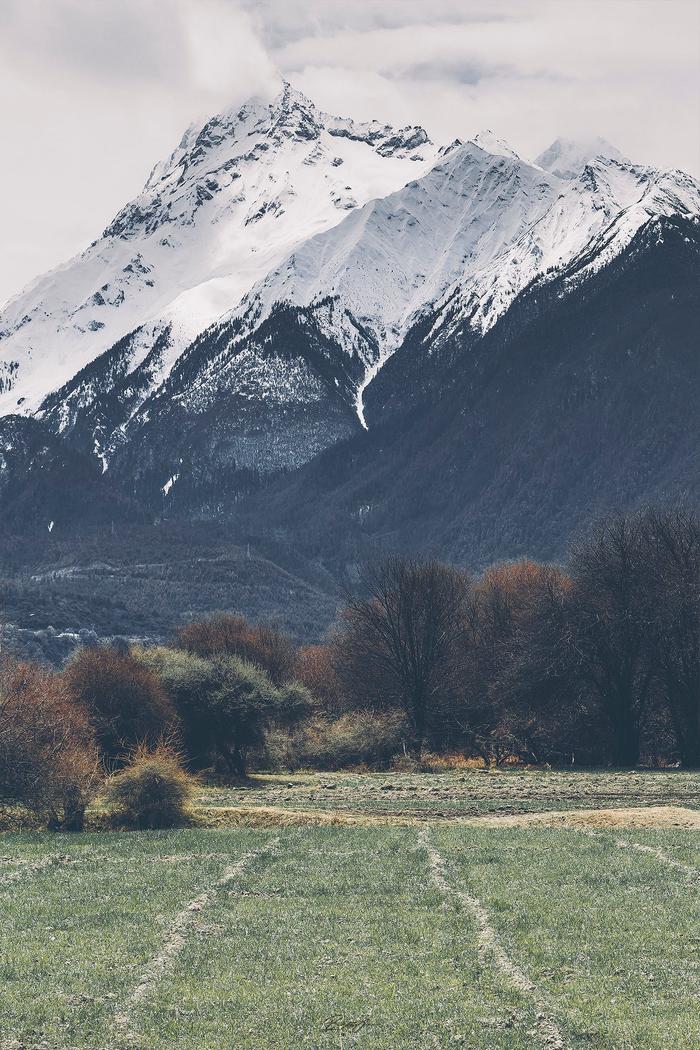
[332,506,699,767]
[0,503,698,830]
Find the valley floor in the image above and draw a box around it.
[1,771,699,1049]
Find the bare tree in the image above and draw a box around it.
[0,658,100,830]
[465,560,575,764]
[567,513,654,767]
[641,505,700,766]
[334,556,470,755]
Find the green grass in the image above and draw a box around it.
[1,773,698,1048]
[134,828,534,1050]
[0,830,265,1046]
[613,827,700,867]
[434,826,700,1049]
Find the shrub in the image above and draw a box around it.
[103,744,196,829]
[135,646,293,777]
[276,680,316,725]
[134,645,211,712]
[64,647,178,764]
[177,614,296,685]
[270,710,410,771]
[0,659,99,830]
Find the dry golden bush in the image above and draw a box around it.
[0,658,100,829]
[102,742,197,829]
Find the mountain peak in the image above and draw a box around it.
[273,80,314,113]
[268,81,321,143]
[470,129,520,160]
[535,135,627,179]
[4,76,697,448]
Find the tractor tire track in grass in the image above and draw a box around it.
[582,829,700,882]
[113,836,280,1044]
[419,829,569,1050]
[0,851,245,889]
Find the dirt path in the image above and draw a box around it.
[610,836,699,879]
[419,829,569,1050]
[460,805,700,830]
[0,853,85,886]
[113,836,279,1044]
[197,802,700,829]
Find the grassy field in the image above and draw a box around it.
[1,772,699,1049]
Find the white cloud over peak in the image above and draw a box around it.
[0,0,697,305]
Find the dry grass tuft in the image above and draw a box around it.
[102,743,198,829]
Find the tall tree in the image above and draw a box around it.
[334,556,470,755]
[641,506,700,766]
[466,560,576,764]
[567,514,653,767]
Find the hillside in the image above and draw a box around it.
[242,215,700,568]
[1,84,698,639]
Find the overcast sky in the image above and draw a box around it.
[1,0,698,305]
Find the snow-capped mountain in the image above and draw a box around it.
[213,139,560,426]
[534,136,627,179]
[0,83,436,416]
[470,129,521,160]
[424,155,700,352]
[1,82,698,506]
[181,135,698,429]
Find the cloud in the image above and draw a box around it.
[241,0,520,48]
[179,0,279,100]
[0,0,280,304]
[0,0,697,305]
[265,0,699,173]
[0,0,278,104]
[0,0,175,82]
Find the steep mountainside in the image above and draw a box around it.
[241,215,700,568]
[0,415,140,530]
[17,107,695,512]
[0,83,435,419]
[0,85,698,641]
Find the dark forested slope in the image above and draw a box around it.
[244,215,700,567]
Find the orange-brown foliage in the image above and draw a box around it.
[473,559,571,637]
[477,558,570,602]
[294,644,342,709]
[64,648,177,763]
[176,613,295,685]
[0,658,99,829]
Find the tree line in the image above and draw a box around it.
[0,504,698,830]
[333,505,699,768]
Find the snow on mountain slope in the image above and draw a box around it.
[0,83,436,416]
[210,141,560,419]
[2,82,698,491]
[470,130,521,160]
[199,140,698,426]
[428,157,700,348]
